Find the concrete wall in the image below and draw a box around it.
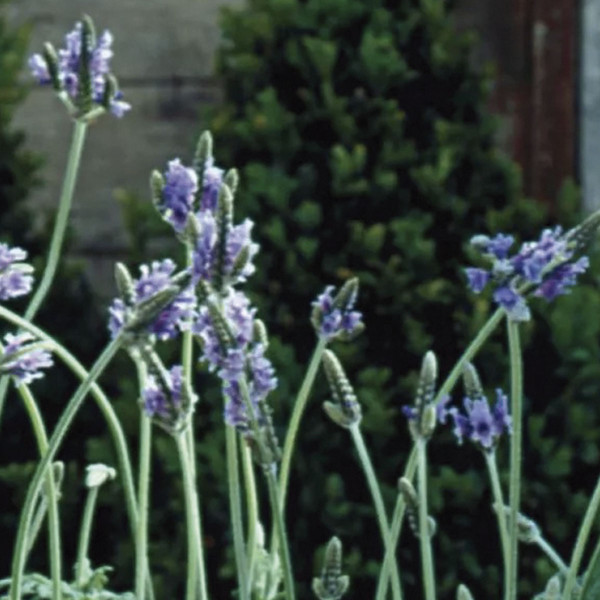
[8,0,241,300]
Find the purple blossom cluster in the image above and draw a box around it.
[311,285,363,341]
[0,333,53,384]
[158,157,257,288]
[193,290,277,431]
[108,259,195,340]
[465,229,589,321]
[143,365,192,432]
[402,395,451,426]
[449,389,512,450]
[29,20,130,117]
[0,244,34,301]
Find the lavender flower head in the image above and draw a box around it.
[200,157,224,212]
[465,227,589,321]
[143,365,194,433]
[193,290,277,432]
[191,214,259,288]
[0,332,53,384]
[449,389,512,450]
[108,259,196,341]
[0,244,34,301]
[28,18,130,118]
[311,280,363,342]
[158,159,199,233]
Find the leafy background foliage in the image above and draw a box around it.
[2,0,600,598]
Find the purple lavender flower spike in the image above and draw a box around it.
[0,244,34,301]
[466,223,590,320]
[143,365,194,433]
[311,282,364,342]
[29,18,130,118]
[108,259,196,341]
[449,389,511,450]
[160,159,199,233]
[200,158,224,212]
[0,333,53,384]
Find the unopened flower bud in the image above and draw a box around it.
[193,131,213,176]
[312,537,350,600]
[457,584,475,600]
[224,168,239,195]
[253,319,269,348]
[322,350,361,428]
[213,184,234,293]
[541,575,561,600]
[42,43,61,91]
[114,262,135,303]
[85,463,117,488]
[462,363,484,400]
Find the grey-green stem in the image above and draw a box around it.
[484,451,510,596]
[417,439,436,600]
[18,384,63,600]
[176,432,209,600]
[350,424,402,600]
[506,319,523,600]
[75,486,99,586]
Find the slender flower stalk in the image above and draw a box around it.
[483,451,510,594]
[75,485,99,585]
[237,376,296,600]
[9,334,123,600]
[241,442,260,593]
[0,121,88,424]
[506,319,523,600]
[536,536,567,575]
[135,413,152,600]
[376,449,418,599]
[563,472,600,599]
[278,337,327,508]
[226,424,250,600]
[26,121,88,322]
[416,440,436,600]
[17,384,62,600]
[176,432,209,600]
[181,245,208,598]
[350,424,403,600]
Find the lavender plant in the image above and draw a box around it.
[3,14,600,600]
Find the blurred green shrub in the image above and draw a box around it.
[203,0,600,597]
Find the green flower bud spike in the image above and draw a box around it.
[101,74,118,112]
[564,209,600,255]
[253,319,269,348]
[42,43,61,92]
[407,350,438,440]
[312,537,350,600]
[322,350,361,428]
[114,262,135,304]
[77,16,95,116]
[150,170,166,209]
[193,130,213,178]
[213,183,234,293]
[462,362,484,400]
[224,168,239,195]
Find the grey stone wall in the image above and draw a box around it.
[7,0,241,300]
[581,0,600,212]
